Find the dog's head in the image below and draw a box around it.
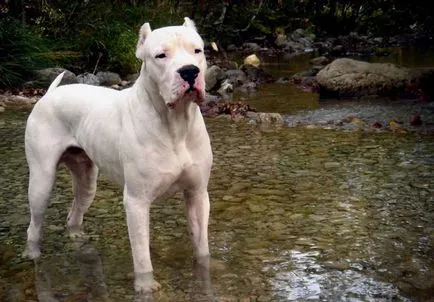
[136,18,206,109]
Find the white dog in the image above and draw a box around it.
[23,18,212,293]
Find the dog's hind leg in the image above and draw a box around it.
[24,145,62,259]
[62,147,98,237]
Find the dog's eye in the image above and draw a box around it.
[155,53,166,59]
[194,49,202,54]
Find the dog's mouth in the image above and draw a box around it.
[167,85,204,109]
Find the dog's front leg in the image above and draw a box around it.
[184,189,210,258]
[123,189,161,293]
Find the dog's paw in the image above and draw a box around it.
[68,226,85,239]
[134,273,161,293]
[22,245,41,260]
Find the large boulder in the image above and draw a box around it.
[34,68,77,87]
[316,58,411,97]
[96,71,122,86]
[77,72,100,86]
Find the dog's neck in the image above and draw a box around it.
[131,68,199,144]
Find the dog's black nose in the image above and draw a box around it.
[177,65,199,84]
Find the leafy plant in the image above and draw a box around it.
[0,17,54,87]
[102,23,141,74]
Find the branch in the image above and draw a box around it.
[239,0,265,32]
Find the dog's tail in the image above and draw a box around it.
[46,71,65,94]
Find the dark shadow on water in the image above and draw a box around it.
[32,237,215,302]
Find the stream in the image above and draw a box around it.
[0,48,433,301]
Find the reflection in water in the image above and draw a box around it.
[33,236,109,302]
[0,111,433,301]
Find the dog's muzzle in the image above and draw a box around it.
[178,64,199,90]
[166,64,204,109]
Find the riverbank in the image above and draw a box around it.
[1,39,434,135]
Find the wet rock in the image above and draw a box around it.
[269,221,286,231]
[96,71,122,86]
[47,224,64,232]
[0,95,36,110]
[275,77,289,84]
[76,72,100,86]
[225,69,247,87]
[349,116,367,129]
[389,120,407,133]
[372,121,383,129]
[310,56,330,66]
[281,41,304,53]
[291,28,306,40]
[274,33,288,47]
[248,112,284,126]
[325,32,377,56]
[276,28,315,53]
[324,162,341,169]
[317,58,412,98]
[244,54,261,67]
[294,237,314,246]
[291,29,314,48]
[290,71,320,93]
[248,203,268,213]
[242,42,261,53]
[409,182,430,190]
[33,67,77,88]
[226,44,237,52]
[410,113,423,126]
[205,65,225,91]
[241,65,274,85]
[238,82,257,93]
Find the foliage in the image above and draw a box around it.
[97,23,141,75]
[0,0,432,87]
[0,17,53,87]
[194,0,432,44]
[1,0,185,77]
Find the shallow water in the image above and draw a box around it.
[0,110,433,301]
[237,82,320,114]
[238,46,434,133]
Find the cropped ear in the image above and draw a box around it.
[135,22,152,59]
[183,17,197,31]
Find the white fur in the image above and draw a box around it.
[23,19,212,294]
